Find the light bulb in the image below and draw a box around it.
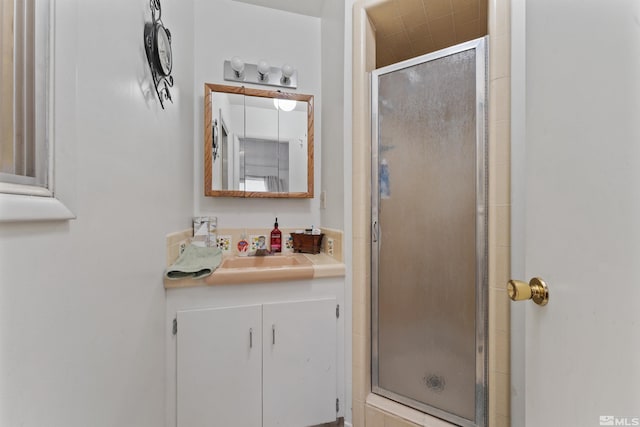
[281,63,294,83]
[230,56,244,78]
[273,98,297,112]
[257,60,270,80]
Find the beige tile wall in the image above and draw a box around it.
[351,4,376,426]
[367,0,488,67]
[487,0,511,425]
[351,0,511,425]
[322,227,345,262]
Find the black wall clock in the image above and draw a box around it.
[144,0,173,109]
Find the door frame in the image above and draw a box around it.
[350,1,512,425]
[510,0,526,424]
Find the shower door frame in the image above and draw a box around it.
[371,37,488,427]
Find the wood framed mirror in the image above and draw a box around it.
[204,83,314,198]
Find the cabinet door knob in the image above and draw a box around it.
[272,324,276,345]
[249,328,253,348]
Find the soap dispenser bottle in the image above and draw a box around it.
[270,217,282,253]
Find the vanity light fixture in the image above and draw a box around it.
[223,58,297,89]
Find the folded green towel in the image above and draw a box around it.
[165,244,223,280]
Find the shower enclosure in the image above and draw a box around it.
[371,38,487,427]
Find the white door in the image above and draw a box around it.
[511,1,640,426]
[262,299,337,427]
[176,305,262,427]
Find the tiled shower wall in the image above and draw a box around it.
[487,0,511,425]
[351,0,511,425]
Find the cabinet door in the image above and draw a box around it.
[177,305,262,427]
[262,298,337,427]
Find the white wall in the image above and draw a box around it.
[320,0,346,229]
[322,1,353,425]
[194,0,322,229]
[0,0,194,426]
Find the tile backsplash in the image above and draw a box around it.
[165,229,192,267]
[165,227,343,266]
[216,235,232,252]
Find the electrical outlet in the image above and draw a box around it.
[179,241,187,255]
[327,238,334,256]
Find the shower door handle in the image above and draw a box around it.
[372,221,379,243]
[507,277,550,306]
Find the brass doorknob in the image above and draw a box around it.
[507,277,549,306]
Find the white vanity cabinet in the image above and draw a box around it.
[176,304,262,427]
[175,298,337,427]
[262,299,337,426]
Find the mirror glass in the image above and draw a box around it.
[204,84,314,198]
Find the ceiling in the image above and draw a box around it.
[232,0,326,17]
[367,0,488,68]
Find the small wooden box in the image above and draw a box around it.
[290,233,324,254]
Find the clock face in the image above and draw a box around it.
[143,3,175,109]
[155,24,172,76]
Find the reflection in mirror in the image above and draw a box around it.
[204,84,314,198]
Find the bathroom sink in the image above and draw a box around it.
[163,251,344,287]
[220,254,311,269]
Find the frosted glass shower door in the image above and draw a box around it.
[371,38,487,427]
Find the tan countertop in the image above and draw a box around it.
[164,252,345,289]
